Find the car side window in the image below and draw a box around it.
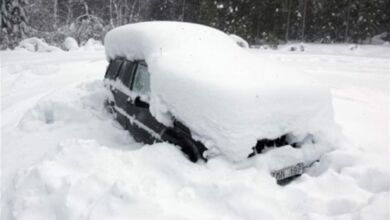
[118,60,134,86]
[105,59,122,79]
[131,63,150,96]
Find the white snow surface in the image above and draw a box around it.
[105,22,336,161]
[63,37,79,51]
[82,38,104,51]
[17,37,62,53]
[1,44,390,220]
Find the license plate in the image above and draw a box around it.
[271,163,304,181]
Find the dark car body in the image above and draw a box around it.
[104,58,207,162]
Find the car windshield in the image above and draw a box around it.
[132,64,150,96]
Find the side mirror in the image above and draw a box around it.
[134,96,149,108]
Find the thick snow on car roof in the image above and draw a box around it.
[105,21,241,61]
[105,22,336,161]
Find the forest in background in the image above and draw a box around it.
[1,0,389,50]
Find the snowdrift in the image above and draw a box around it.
[2,44,389,220]
[63,37,79,51]
[82,38,104,51]
[18,37,62,52]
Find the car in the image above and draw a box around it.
[103,21,337,183]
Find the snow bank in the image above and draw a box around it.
[105,22,337,161]
[82,38,104,51]
[8,140,389,220]
[63,37,103,51]
[63,37,79,51]
[18,37,61,52]
[272,43,390,58]
[2,47,389,220]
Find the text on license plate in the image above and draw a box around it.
[271,163,304,181]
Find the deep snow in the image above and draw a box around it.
[1,44,389,220]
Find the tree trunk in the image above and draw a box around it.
[53,0,58,29]
[109,0,114,27]
[301,0,308,42]
[181,0,186,21]
[66,0,72,25]
[129,0,138,22]
[83,1,89,15]
[285,0,291,42]
[344,0,351,42]
[113,1,119,26]
[0,1,3,31]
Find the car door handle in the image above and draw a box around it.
[126,98,132,104]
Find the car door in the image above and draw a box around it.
[104,59,123,109]
[112,59,135,128]
[126,61,165,144]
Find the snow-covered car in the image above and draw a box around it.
[103,22,337,182]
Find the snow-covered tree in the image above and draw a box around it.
[1,0,29,48]
[1,0,389,48]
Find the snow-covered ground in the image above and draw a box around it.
[1,44,389,220]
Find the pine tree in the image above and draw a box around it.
[1,0,29,48]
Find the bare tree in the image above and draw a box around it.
[301,0,308,42]
[82,0,89,15]
[129,0,138,23]
[65,0,72,25]
[344,0,351,42]
[285,0,292,42]
[109,0,114,27]
[181,0,186,21]
[53,0,58,29]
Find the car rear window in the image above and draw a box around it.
[105,59,123,79]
